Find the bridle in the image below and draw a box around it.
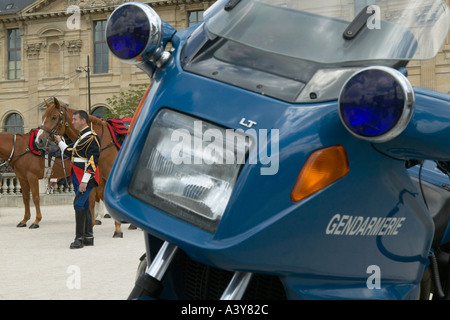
[0,134,16,167]
[39,106,69,142]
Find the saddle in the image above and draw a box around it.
[106,118,132,149]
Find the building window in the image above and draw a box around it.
[4,113,24,133]
[188,10,204,27]
[94,20,109,74]
[91,106,109,119]
[8,29,21,80]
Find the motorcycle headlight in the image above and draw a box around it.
[338,66,414,143]
[106,2,163,64]
[129,109,251,233]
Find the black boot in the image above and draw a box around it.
[84,209,94,246]
[70,209,86,249]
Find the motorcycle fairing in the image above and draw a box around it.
[104,0,450,299]
[105,29,438,300]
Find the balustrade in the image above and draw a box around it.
[0,173,74,195]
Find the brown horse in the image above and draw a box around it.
[0,131,72,228]
[35,97,124,237]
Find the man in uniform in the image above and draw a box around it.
[55,110,100,249]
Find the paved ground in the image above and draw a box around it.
[0,204,145,300]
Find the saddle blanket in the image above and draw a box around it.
[106,118,132,149]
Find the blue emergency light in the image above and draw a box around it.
[106,2,163,64]
[338,66,415,143]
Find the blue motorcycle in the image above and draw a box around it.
[104,0,450,300]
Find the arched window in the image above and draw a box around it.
[4,113,24,133]
[91,106,109,119]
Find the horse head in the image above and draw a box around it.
[35,97,71,149]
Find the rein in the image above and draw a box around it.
[100,141,115,152]
[97,121,115,152]
[90,119,115,153]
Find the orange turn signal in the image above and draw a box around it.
[290,145,349,202]
[128,84,152,135]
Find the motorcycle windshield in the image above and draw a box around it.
[205,0,450,64]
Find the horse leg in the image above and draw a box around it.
[113,220,123,238]
[17,179,30,227]
[107,198,123,238]
[89,191,97,227]
[29,178,41,228]
[98,184,123,238]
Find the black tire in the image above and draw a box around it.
[135,253,148,281]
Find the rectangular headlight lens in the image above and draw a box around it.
[129,109,250,233]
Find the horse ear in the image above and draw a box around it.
[53,97,61,109]
[44,99,51,109]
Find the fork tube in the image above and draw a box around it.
[128,240,178,299]
[220,272,253,300]
[146,241,178,281]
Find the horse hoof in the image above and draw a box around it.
[95,220,102,225]
[128,224,137,230]
[113,232,123,238]
[29,224,39,229]
[104,214,111,218]
[16,222,26,228]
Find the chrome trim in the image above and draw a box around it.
[146,241,178,281]
[106,2,163,65]
[220,272,253,300]
[338,66,415,143]
[156,51,172,68]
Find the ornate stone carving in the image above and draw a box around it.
[24,42,46,58]
[66,0,127,7]
[65,39,82,54]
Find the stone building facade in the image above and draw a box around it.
[0,0,215,134]
[0,0,448,135]
[407,0,450,95]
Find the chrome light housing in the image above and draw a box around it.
[129,109,251,233]
[338,66,414,143]
[106,2,163,64]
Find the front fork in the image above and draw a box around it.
[128,237,253,300]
